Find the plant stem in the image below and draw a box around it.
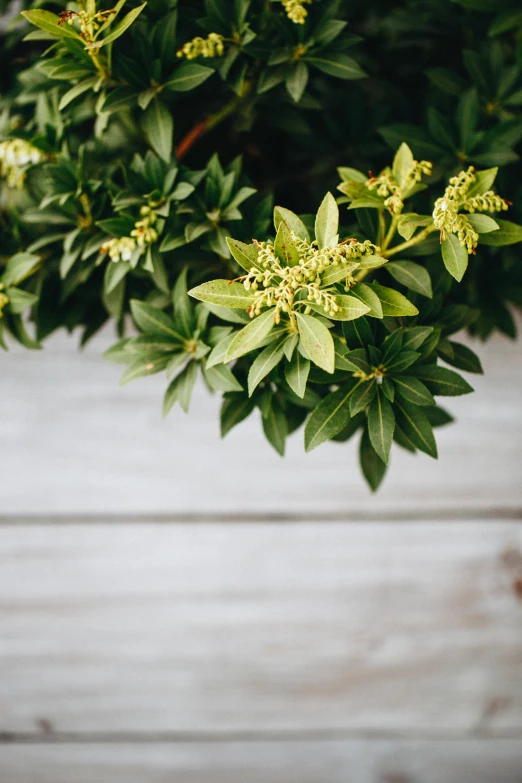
[176,80,254,161]
[382,214,398,252]
[383,224,438,258]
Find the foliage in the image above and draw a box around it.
[1,0,521,489]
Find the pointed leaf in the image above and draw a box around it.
[285,350,310,398]
[189,280,254,309]
[248,337,287,396]
[367,283,419,317]
[386,260,433,298]
[304,381,359,452]
[368,388,395,464]
[296,312,334,373]
[226,308,276,361]
[315,192,339,249]
[395,399,438,458]
[441,233,468,282]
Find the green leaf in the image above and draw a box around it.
[262,403,287,456]
[104,261,130,294]
[413,365,474,396]
[350,282,383,318]
[385,260,432,298]
[368,388,395,464]
[87,2,146,48]
[466,214,499,234]
[274,220,300,266]
[172,268,194,338]
[402,326,434,351]
[165,62,214,92]
[304,381,359,452]
[273,206,309,242]
[392,143,414,190]
[296,312,335,373]
[163,360,197,415]
[465,167,498,199]
[8,315,41,350]
[394,376,435,406]
[120,351,171,385]
[285,350,310,398]
[1,252,40,287]
[338,166,367,183]
[367,283,419,317]
[286,61,309,102]
[5,287,38,314]
[206,332,236,368]
[189,279,254,309]
[314,192,339,249]
[350,378,377,416]
[320,261,358,287]
[226,308,276,361]
[59,77,98,111]
[130,299,185,343]
[308,294,370,321]
[203,363,243,392]
[384,350,420,373]
[441,234,469,282]
[343,317,373,350]
[396,214,433,241]
[478,219,522,246]
[21,9,83,40]
[359,429,387,492]
[248,337,287,395]
[141,99,173,163]
[306,54,367,80]
[441,341,483,374]
[226,238,262,272]
[221,393,255,436]
[394,399,437,459]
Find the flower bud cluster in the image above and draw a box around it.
[366,159,432,214]
[101,207,158,262]
[101,236,137,262]
[130,205,158,247]
[282,0,312,24]
[0,139,45,188]
[243,233,378,323]
[177,33,224,59]
[433,166,509,252]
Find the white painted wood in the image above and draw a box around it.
[1,521,521,735]
[1,739,522,783]
[2,326,522,515]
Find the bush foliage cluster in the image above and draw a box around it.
[1,0,522,488]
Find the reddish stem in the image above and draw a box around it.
[176,119,209,161]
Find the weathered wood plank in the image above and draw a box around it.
[1,740,522,783]
[1,521,521,735]
[1,327,522,515]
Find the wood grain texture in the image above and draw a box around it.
[1,521,521,736]
[1,326,522,515]
[1,739,522,783]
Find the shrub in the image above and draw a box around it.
[1,0,521,489]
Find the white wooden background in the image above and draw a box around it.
[1,325,522,782]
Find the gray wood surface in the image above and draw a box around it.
[1,520,521,736]
[1,326,522,515]
[2,739,522,783]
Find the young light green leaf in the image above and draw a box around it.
[206,332,236,368]
[274,220,300,266]
[386,260,433,298]
[466,214,499,233]
[226,238,263,272]
[320,261,358,286]
[1,252,40,286]
[350,282,383,318]
[368,388,395,464]
[441,233,468,281]
[273,206,309,241]
[304,381,359,452]
[226,308,276,361]
[87,3,146,48]
[285,350,310,398]
[392,142,414,189]
[314,192,339,249]
[367,283,419,317]
[296,311,335,373]
[189,280,254,309]
[21,9,83,40]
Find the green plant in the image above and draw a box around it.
[1,0,521,489]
